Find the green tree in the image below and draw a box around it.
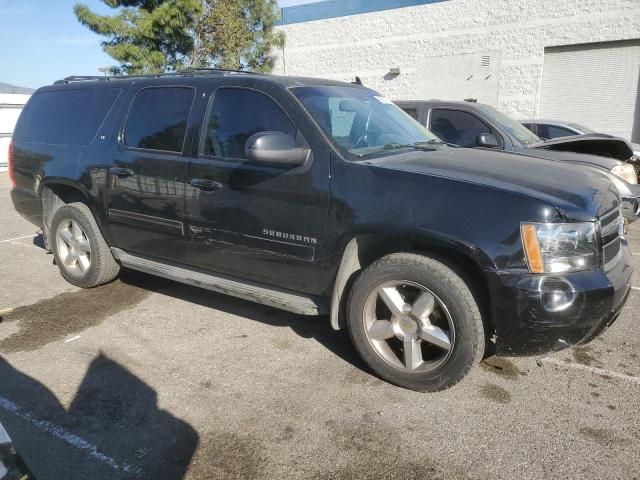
[74,0,202,74]
[190,0,284,73]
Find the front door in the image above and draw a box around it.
[185,86,330,295]
[106,85,196,263]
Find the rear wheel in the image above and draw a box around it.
[347,253,485,391]
[51,203,120,288]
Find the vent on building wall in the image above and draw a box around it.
[481,55,491,68]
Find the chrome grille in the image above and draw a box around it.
[599,208,623,268]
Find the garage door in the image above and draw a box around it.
[540,40,640,142]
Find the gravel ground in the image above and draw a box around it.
[0,172,639,480]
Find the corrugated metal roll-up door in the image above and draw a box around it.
[540,40,640,142]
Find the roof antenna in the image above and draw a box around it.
[352,76,363,86]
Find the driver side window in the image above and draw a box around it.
[203,88,297,160]
[430,109,492,147]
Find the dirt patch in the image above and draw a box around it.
[481,357,523,380]
[186,431,265,480]
[572,346,598,366]
[318,458,447,480]
[343,367,384,386]
[480,383,512,404]
[275,425,295,442]
[579,427,623,446]
[0,276,163,353]
[320,419,467,480]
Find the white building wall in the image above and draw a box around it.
[274,0,640,119]
[0,93,30,171]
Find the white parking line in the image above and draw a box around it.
[632,252,640,256]
[0,395,139,474]
[632,287,640,291]
[0,234,35,243]
[540,357,640,385]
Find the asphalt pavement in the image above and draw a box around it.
[0,172,638,480]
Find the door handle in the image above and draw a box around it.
[109,167,134,178]
[191,178,223,192]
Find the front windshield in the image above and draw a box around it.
[477,104,541,146]
[292,86,439,157]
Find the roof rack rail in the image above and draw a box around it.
[54,68,267,85]
[179,67,265,75]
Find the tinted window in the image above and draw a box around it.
[430,109,491,147]
[203,88,296,159]
[402,108,418,120]
[124,87,194,152]
[521,123,537,135]
[545,125,576,139]
[14,87,121,146]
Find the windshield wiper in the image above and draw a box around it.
[415,139,460,148]
[356,140,447,158]
[382,142,437,151]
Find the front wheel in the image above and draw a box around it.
[347,253,485,392]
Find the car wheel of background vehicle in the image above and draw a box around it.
[50,202,120,288]
[347,253,485,392]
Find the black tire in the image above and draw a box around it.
[50,202,120,288]
[347,253,485,392]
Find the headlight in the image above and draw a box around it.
[521,222,599,273]
[611,163,637,184]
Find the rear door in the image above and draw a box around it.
[184,84,330,294]
[106,84,196,263]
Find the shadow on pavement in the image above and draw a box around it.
[119,269,369,375]
[0,354,198,480]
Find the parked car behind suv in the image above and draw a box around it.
[9,71,632,391]
[521,119,640,157]
[396,100,640,220]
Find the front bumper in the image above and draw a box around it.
[486,243,632,356]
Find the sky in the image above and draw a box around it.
[0,0,320,90]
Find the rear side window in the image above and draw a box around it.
[544,125,576,139]
[203,88,296,159]
[124,87,194,153]
[14,87,121,146]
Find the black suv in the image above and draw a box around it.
[9,70,632,391]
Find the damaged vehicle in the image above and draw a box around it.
[9,71,632,391]
[396,100,640,220]
[520,118,640,158]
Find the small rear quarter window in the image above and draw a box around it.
[124,87,195,153]
[14,87,121,146]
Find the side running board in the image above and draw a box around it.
[110,248,327,316]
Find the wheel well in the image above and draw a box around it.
[330,234,495,343]
[44,183,88,206]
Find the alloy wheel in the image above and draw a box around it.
[56,219,91,276]
[362,280,455,373]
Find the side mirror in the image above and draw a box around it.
[245,131,310,166]
[476,133,499,148]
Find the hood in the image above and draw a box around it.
[529,134,634,161]
[366,147,619,221]
[519,147,621,170]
